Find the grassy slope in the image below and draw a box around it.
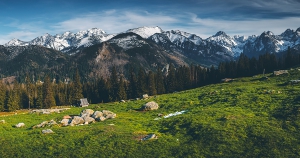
[1,69,300,157]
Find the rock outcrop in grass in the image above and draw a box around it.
[60,109,116,126]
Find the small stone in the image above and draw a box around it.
[0,120,5,124]
[42,129,54,134]
[15,123,25,128]
[141,101,159,111]
[142,94,149,99]
[141,134,158,141]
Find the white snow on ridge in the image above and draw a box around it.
[3,26,300,57]
[164,30,203,45]
[126,26,163,39]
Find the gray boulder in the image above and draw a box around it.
[92,111,103,119]
[141,101,159,111]
[96,116,107,121]
[61,119,71,126]
[141,134,158,141]
[15,123,25,128]
[80,109,94,117]
[70,116,85,126]
[0,120,5,124]
[34,121,48,128]
[103,110,117,119]
[42,129,54,134]
[142,94,149,99]
[83,116,95,124]
[48,120,57,126]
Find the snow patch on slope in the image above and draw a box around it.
[126,26,163,38]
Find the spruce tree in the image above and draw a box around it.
[110,66,119,101]
[43,75,56,108]
[156,67,165,94]
[6,87,20,112]
[147,71,157,96]
[137,67,147,97]
[25,73,34,109]
[128,67,138,99]
[0,83,6,111]
[117,76,127,100]
[166,64,176,93]
[71,69,83,105]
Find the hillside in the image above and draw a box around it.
[1,68,300,157]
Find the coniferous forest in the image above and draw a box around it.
[0,49,299,112]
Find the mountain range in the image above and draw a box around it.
[1,26,300,80]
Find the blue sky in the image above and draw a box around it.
[0,0,300,44]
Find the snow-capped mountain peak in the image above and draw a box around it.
[213,31,229,37]
[4,38,27,47]
[262,31,274,36]
[126,26,163,38]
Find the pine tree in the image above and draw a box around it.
[137,67,147,97]
[128,67,138,99]
[25,73,34,109]
[147,71,157,96]
[71,69,83,105]
[43,75,56,108]
[166,64,176,93]
[110,66,119,101]
[6,85,20,112]
[156,66,165,94]
[117,76,127,100]
[0,82,6,111]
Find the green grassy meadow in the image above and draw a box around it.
[1,69,300,157]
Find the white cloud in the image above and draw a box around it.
[52,10,178,34]
[183,14,300,38]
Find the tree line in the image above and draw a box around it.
[0,49,299,112]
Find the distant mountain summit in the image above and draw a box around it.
[3,26,300,59]
[1,26,300,80]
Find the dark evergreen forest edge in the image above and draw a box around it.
[0,47,299,112]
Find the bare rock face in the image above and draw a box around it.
[80,109,95,118]
[141,101,159,111]
[15,123,25,128]
[70,116,85,126]
[42,129,54,134]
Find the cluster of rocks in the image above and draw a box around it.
[32,120,58,128]
[0,120,5,124]
[60,109,116,126]
[30,108,70,114]
[141,101,159,111]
